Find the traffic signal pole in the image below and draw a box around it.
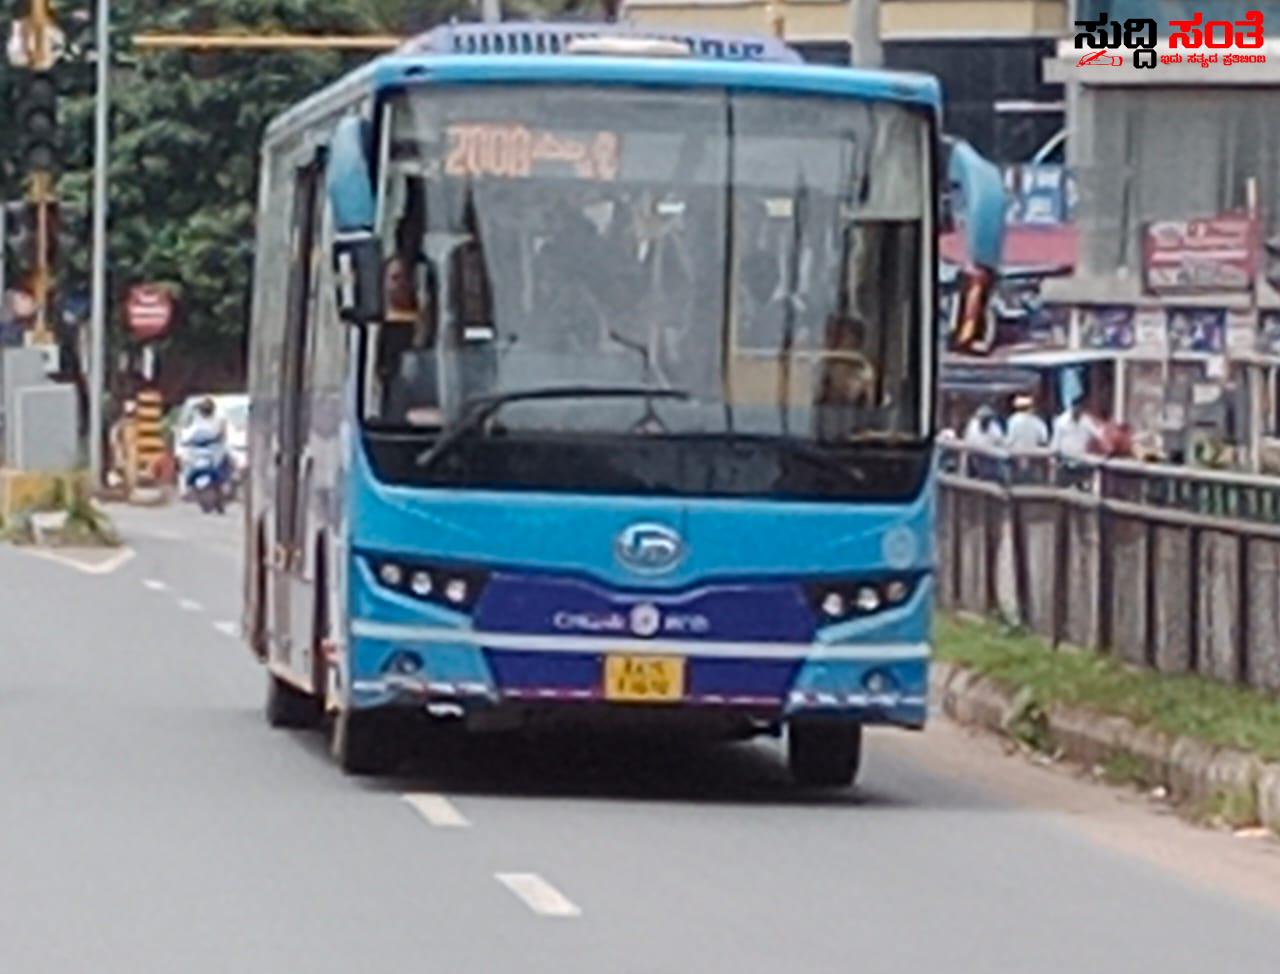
[29,170,52,342]
[19,0,58,345]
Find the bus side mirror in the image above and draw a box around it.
[327,114,379,326]
[333,232,383,326]
[946,139,1005,353]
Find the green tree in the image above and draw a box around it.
[56,0,376,384]
[5,0,617,393]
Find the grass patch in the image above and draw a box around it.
[1101,752,1149,787]
[1200,788,1259,828]
[937,615,1280,762]
[2,477,120,548]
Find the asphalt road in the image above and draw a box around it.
[4,500,1280,973]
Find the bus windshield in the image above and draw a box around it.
[367,84,930,488]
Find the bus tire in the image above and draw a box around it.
[331,708,398,776]
[266,671,322,729]
[787,717,862,788]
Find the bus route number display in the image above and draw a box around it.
[445,123,620,182]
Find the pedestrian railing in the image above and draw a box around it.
[938,441,1280,525]
[935,440,1280,693]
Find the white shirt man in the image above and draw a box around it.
[1005,399,1049,451]
[963,407,1002,448]
[1051,404,1102,458]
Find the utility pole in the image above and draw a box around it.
[765,0,785,38]
[850,0,882,67]
[88,0,110,486]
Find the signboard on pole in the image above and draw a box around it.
[124,284,173,340]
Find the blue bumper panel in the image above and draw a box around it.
[786,657,928,727]
[484,649,801,706]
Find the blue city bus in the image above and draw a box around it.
[243,21,1004,784]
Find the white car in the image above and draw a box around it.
[175,393,249,487]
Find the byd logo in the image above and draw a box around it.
[615,523,685,574]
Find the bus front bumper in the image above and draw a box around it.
[346,622,928,729]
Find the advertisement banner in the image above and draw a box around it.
[1226,310,1258,355]
[1142,215,1257,296]
[1260,312,1280,356]
[1079,305,1135,349]
[1167,307,1226,353]
[1003,165,1078,227]
[1133,308,1167,353]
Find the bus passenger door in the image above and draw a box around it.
[270,158,324,674]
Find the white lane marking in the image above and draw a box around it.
[18,545,136,576]
[403,793,471,828]
[143,578,168,591]
[213,621,239,638]
[495,873,581,918]
[178,598,204,613]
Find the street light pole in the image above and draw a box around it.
[88,0,109,486]
[850,0,882,67]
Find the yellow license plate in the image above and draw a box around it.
[603,654,686,703]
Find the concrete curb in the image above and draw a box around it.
[930,662,1280,833]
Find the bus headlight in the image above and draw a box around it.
[884,579,910,604]
[366,553,488,612]
[409,571,434,598]
[820,591,846,618]
[807,575,920,622]
[853,586,881,614]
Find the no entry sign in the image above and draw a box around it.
[124,285,174,340]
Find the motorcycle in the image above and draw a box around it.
[183,435,232,514]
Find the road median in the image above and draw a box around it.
[933,615,1280,836]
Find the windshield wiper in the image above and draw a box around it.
[414,385,691,471]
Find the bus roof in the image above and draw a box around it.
[400,21,803,64]
[264,22,940,144]
[372,54,941,109]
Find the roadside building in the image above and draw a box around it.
[1041,31,1280,469]
[621,0,1067,162]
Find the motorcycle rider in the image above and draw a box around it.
[182,397,231,510]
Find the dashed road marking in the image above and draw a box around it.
[495,873,581,918]
[143,578,168,592]
[213,621,238,638]
[403,793,471,828]
[178,598,204,612]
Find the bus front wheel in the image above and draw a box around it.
[787,717,863,788]
[331,708,399,776]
